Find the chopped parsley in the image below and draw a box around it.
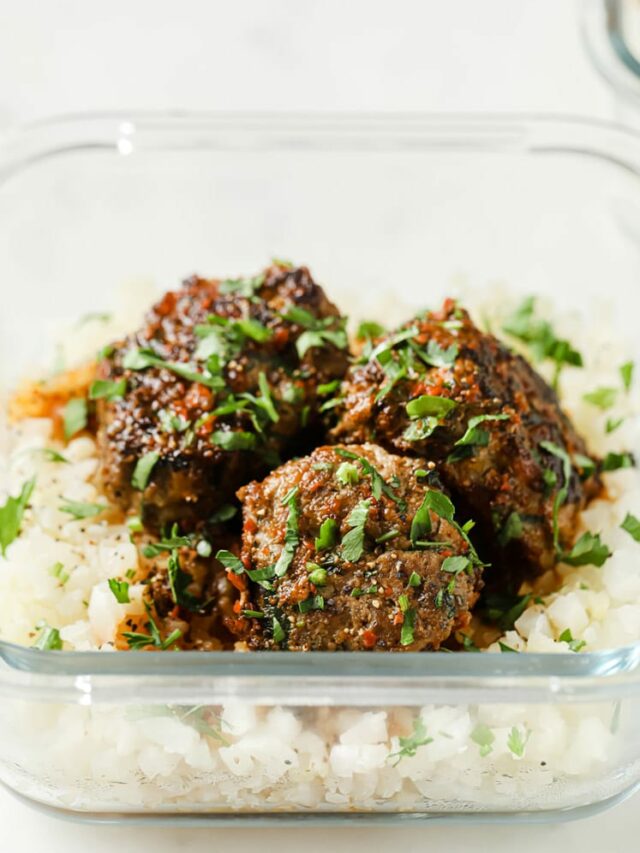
[158,409,191,434]
[49,561,69,585]
[272,616,286,645]
[507,726,530,758]
[340,499,371,562]
[167,549,199,609]
[108,578,131,604]
[298,594,325,613]
[621,512,640,542]
[502,297,583,388]
[498,641,518,653]
[210,430,257,451]
[334,448,405,509]
[123,347,225,391]
[306,564,327,586]
[497,511,523,546]
[122,601,182,650]
[0,477,35,556]
[620,360,634,391]
[480,591,532,632]
[399,595,416,646]
[471,723,494,757]
[242,609,265,619]
[141,524,191,557]
[583,387,618,410]
[336,461,360,486]
[408,571,421,587]
[441,555,471,576]
[451,413,510,457]
[539,440,572,552]
[389,717,433,764]
[62,397,88,440]
[375,528,400,544]
[601,451,634,472]
[413,339,458,369]
[315,518,339,551]
[89,378,127,401]
[406,395,456,419]
[210,504,238,523]
[131,451,160,490]
[606,417,624,434]
[33,623,62,651]
[215,549,245,574]
[59,499,106,520]
[283,308,348,358]
[274,487,300,577]
[351,584,378,598]
[561,531,611,567]
[558,628,586,652]
[219,273,265,298]
[573,453,596,478]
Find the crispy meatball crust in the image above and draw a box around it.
[234,443,482,651]
[330,301,601,586]
[96,263,349,530]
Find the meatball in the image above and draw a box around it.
[132,526,240,650]
[232,443,483,651]
[330,300,601,586]
[95,263,349,530]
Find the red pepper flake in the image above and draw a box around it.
[245,517,258,534]
[226,571,247,592]
[362,629,377,649]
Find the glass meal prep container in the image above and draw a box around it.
[1,113,640,825]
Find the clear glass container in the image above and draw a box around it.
[1,113,640,824]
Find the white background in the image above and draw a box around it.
[0,0,636,849]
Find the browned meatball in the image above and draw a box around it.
[330,300,601,587]
[95,263,349,530]
[132,526,240,650]
[231,444,483,651]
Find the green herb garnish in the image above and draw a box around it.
[131,451,160,490]
[89,378,127,401]
[33,623,62,651]
[62,397,88,440]
[210,430,257,451]
[621,512,640,542]
[274,487,300,577]
[215,549,245,574]
[59,499,106,520]
[108,578,131,604]
[406,395,456,419]
[583,387,618,410]
[334,448,405,509]
[620,361,634,391]
[507,726,530,757]
[560,531,611,567]
[0,477,35,556]
[341,499,371,562]
[602,451,634,472]
[389,717,433,764]
[471,723,494,757]
[336,461,360,486]
[315,518,339,551]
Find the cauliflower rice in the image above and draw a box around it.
[0,290,639,815]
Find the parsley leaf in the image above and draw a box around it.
[167,549,199,610]
[89,378,127,401]
[602,451,634,472]
[621,512,640,542]
[561,531,611,567]
[131,451,160,491]
[413,339,459,369]
[219,274,265,298]
[215,549,245,574]
[400,603,417,646]
[356,320,386,341]
[441,555,471,575]
[583,387,618,410]
[558,627,586,652]
[410,492,433,545]
[123,347,225,391]
[507,726,530,757]
[33,623,62,651]
[497,511,523,546]
[390,717,433,764]
[315,518,339,551]
[336,461,360,486]
[210,430,257,451]
[59,499,106,520]
[406,395,456,419]
[62,397,88,440]
[334,448,405,509]
[471,723,494,757]
[0,477,35,556]
[274,487,300,577]
[454,413,510,448]
[341,499,371,562]
[620,360,634,391]
[108,578,130,604]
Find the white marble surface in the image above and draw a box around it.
[0,0,636,849]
